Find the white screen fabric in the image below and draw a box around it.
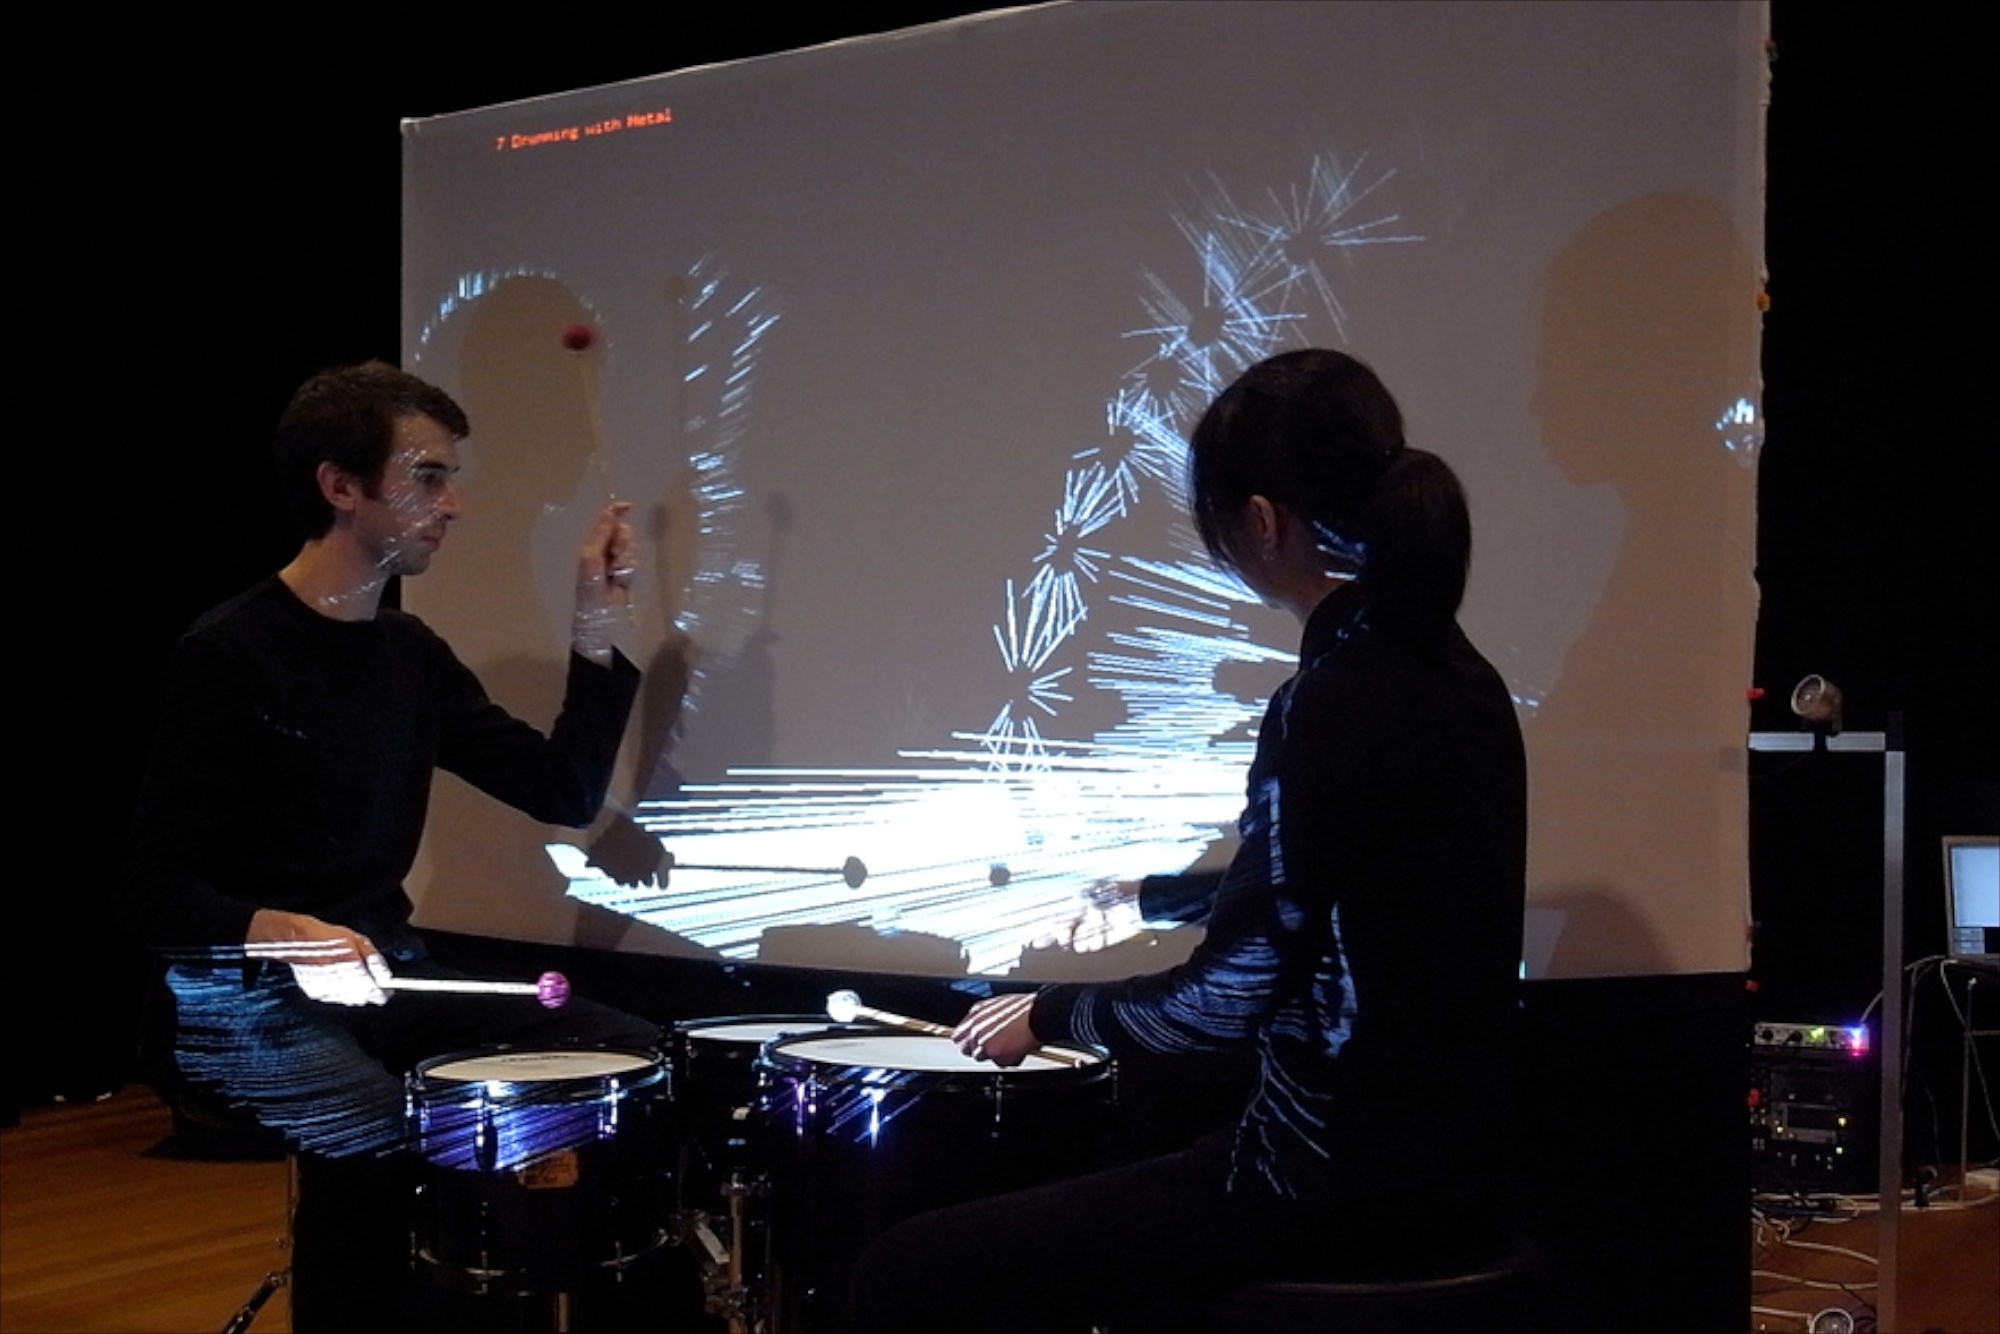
[401,0,1766,980]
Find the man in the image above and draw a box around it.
[118,362,654,1329]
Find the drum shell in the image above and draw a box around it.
[672,1019,843,1154]
[408,1047,671,1294]
[670,1016,845,1208]
[757,1032,1115,1328]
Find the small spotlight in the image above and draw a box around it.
[1790,674,1844,735]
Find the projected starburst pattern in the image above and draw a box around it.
[985,576,1079,772]
[1028,463,1123,630]
[563,153,1419,975]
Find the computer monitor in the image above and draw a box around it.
[1943,835,2000,959]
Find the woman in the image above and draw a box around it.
[849,349,1528,1332]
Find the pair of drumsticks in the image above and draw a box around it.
[367,969,1081,1068]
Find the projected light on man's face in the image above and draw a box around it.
[360,423,462,579]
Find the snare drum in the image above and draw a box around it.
[758,1031,1114,1330]
[409,1046,672,1294]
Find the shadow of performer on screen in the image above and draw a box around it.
[415,274,710,958]
[1526,190,1759,978]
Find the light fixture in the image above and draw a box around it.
[1790,674,1844,735]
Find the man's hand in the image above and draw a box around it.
[953,992,1041,1067]
[245,909,391,1006]
[573,501,637,664]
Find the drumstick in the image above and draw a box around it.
[383,971,572,1009]
[824,990,1092,1068]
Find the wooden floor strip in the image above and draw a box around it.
[5,1085,1995,1333]
[1,1089,291,1334]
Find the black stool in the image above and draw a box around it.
[1198,1236,1546,1334]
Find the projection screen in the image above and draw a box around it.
[401,0,1766,981]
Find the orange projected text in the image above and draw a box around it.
[494,107,673,153]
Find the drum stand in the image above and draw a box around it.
[220,1269,287,1334]
[219,1156,298,1334]
[681,1168,772,1334]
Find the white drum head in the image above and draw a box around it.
[776,1032,1097,1074]
[425,1049,655,1082]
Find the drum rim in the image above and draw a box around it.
[411,1042,667,1088]
[674,1013,850,1042]
[757,1029,1110,1083]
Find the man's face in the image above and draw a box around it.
[353,413,462,577]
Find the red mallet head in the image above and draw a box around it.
[536,970,572,1008]
[560,323,596,352]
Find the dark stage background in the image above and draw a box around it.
[24,4,1994,1328]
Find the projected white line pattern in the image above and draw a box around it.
[984,576,1081,773]
[1714,396,1763,463]
[559,152,1418,975]
[1118,154,1415,427]
[556,743,1240,974]
[414,266,569,351]
[674,255,781,696]
[968,150,1421,766]
[1091,557,1295,752]
[1097,384,1195,512]
[1021,462,1124,671]
[1123,235,1300,430]
[1232,151,1424,337]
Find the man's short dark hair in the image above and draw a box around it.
[275,362,469,540]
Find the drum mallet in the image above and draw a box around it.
[663,852,868,888]
[383,971,572,1008]
[825,990,1090,1067]
[825,989,952,1035]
